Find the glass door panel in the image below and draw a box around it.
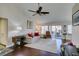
[51,25,62,39]
[55,26,62,38]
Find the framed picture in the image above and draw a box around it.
[72,10,79,26]
[27,20,32,29]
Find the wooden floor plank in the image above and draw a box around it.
[5,46,59,56]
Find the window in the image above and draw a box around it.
[56,26,62,32]
[44,26,48,31]
[52,26,62,32]
[41,26,48,34]
[41,25,62,34]
[52,26,55,32]
[41,26,45,34]
[67,25,72,34]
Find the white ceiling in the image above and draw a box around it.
[16,3,74,24]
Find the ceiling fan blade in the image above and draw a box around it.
[41,12,49,14]
[32,13,37,16]
[28,10,36,12]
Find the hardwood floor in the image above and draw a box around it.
[5,46,59,56]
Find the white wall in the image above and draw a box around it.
[72,4,79,47]
[72,26,79,47]
[43,20,72,26]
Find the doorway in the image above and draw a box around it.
[0,17,8,47]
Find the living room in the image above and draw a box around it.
[0,3,79,56]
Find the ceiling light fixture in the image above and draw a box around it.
[16,26,22,30]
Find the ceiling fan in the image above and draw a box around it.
[28,3,49,16]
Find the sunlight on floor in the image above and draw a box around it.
[25,38,62,54]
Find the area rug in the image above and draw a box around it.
[0,48,13,56]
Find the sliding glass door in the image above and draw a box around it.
[41,25,62,39]
[51,25,62,39]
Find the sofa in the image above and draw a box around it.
[25,32,40,44]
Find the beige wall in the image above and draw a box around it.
[0,17,8,46]
[72,4,79,47]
